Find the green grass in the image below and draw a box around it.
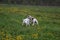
[0,5,60,40]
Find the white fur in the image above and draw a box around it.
[22,18,30,26]
[32,18,38,26]
[27,15,33,20]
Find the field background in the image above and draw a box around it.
[0,5,60,40]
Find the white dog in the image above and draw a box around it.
[27,15,38,26]
[32,17,38,26]
[22,18,30,26]
[22,15,38,26]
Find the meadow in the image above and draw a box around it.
[0,5,60,40]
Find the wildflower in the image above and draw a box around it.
[47,32,53,36]
[47,32,54,38]
[5,35,9,40]
[32,33,38,39]
[0,32,5,36]
[37,27,41,32]
[16,35,23,40]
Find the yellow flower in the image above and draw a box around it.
[47,32,54,37]
[47,32,52,35]
[5,35,9,39]
[2,38,5,40]
[9,7,19,13]
[32,33,38,39]
[1,32,4,34]
[0,32,5,36]
[37,27,41,32]
[16,35,23,40]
